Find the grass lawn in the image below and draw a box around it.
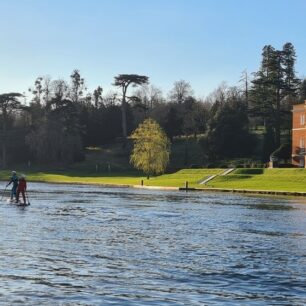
[2,168,306,193]
[143,169,223,187]
[0,170,144,186]
[0,169,223,188]
[204,168,306,192]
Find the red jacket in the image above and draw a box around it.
[18,178,27,191]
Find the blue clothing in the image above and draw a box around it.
[8,174,19,200]
[8,174,19,188]
[11,185,18,200]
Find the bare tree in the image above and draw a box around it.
[169,80,194,104]
[133,85,164,109]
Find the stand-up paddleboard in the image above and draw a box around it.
[6,198,30,206]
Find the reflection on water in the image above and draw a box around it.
[0,183,306,305]
[250,203,296,210]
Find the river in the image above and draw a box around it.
[0,183,306,305]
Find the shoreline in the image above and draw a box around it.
[6,179,306,197]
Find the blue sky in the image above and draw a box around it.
[1,0,306,98]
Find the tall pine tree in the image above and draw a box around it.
[250,43,300,159]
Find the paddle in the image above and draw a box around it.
[25,191,31,205]
[0,185,8,202]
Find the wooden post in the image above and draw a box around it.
[141,179,144,186]
[185,181,189,189]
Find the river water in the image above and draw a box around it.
[0,183,306,305]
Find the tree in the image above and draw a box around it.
[239,70,249,108]
[133,84,164,110]
[28,76,52,106]
[250,43,300,153]
[164,105,182,140]
[93,86,103,107]
[130,118,170,179]
[0,93,22,167]
[169,80,193,104]
[113,74,149,141]
[26,78,84,164]
[298,79,306,102]
[70,69,85,103]
[282,42,300,102]
[205,95,256,160]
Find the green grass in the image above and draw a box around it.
[204,168,306,192]
[0,170,144,186]
[143,169,223,187]
[0,169,223,188]
[2,168,306,192]
[4,136,306,194]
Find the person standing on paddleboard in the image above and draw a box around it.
[6,171,19,201]
[16,174,27,204]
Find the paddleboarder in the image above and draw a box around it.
[16,174,27,204]
[6,171,19,201]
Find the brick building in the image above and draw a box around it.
[292,101,306,167]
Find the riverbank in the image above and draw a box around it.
[1,168,306,196]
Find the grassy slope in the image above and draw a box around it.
[204,168,306,192]
[2,168,306,192]
[0,139,214,188]
[0,169,223,188]
[3,139,306,192]
[143,169,223,187]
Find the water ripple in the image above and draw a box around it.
[0,183,306,305]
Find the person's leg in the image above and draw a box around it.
[10,188,13,200]
[16,189,20,203]
[13,186,17,199]
[22,191,26,204]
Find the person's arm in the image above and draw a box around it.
[6,179,12,187]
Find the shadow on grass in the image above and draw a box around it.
[234,169,264,175]
[42,170,144,178]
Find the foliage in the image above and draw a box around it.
[26,119,83,164]
[298,79,306,102]
[270,143,291,160]
[204,89,256,160]
[0,42,304,168]
[113,74,149,140]
[250,43,300,153]
[130,118,170,177]
[0,93,23,167]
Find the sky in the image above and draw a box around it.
[1,0,306,99]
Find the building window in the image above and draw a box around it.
[300,114,305,125]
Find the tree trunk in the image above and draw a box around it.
[275,89,281,148]
[2,109,7,168]
[121,88,127,145]
[184,136,189,166]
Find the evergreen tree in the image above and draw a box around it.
[250,43,300,157]
[206,97,256,160]
[113,74,149,142]
[298,79,306,102]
